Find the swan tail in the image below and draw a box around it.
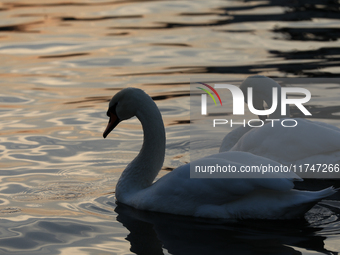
[284,187,337,219]
[312,186,338,199]
[300,186,337,206]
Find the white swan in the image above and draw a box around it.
[103,87,336,219]
[219,76,340,176]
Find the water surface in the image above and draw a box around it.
[1,0,340,254]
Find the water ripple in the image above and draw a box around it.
[0,0,340,254]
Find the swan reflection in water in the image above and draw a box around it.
[115,202,340,255]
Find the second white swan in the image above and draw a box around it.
[219,76,340,175]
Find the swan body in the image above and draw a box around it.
[103,87,336,219]
[219,76,340,173]
[221,118,340,167]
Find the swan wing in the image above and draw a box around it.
[127,152,300,216]
[230,118,340,164]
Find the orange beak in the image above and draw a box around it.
[103,112,120,138]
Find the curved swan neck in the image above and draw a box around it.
[116,95,166,198]
[241,76,290,119]
[263,87,290,119]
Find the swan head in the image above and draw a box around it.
[240,75,290,119]
[103,88,147,138]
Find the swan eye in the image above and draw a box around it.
[107,103,118,117]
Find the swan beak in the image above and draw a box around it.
[103,113,120,138]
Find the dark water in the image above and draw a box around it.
[1,0,340,254]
